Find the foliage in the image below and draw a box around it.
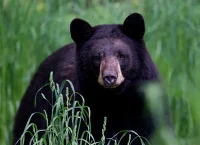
[0,0,200,144]
[15,72,145,145]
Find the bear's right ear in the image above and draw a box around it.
[70,18,93,45]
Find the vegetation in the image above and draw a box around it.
[1,0,200,144]
[15,72,147,145]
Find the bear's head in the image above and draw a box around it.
[70,13,158,89]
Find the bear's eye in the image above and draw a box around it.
[117,53,125,59]
[93,54,101,61]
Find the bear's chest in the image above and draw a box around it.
[84,91,145,118]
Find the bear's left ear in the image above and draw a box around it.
[123,13,145,40]
[70,18,93,45]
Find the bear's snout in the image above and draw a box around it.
[103,74,117,87]
[98,57,124,88]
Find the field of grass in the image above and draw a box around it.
[1,0,200,144]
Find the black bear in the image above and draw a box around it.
[13,13,172,145]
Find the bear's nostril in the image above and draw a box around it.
[103,75,117,86]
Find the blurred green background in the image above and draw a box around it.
[0,0,200,144]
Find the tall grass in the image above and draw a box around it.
[16,72,147,145]
[1,0,200,145]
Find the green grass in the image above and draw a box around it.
[16,72,147,145]
[1,0,200,144]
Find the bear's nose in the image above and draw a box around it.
[103,75,117,86]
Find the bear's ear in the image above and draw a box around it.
[123,13,145,40]
[70,18,93,45]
